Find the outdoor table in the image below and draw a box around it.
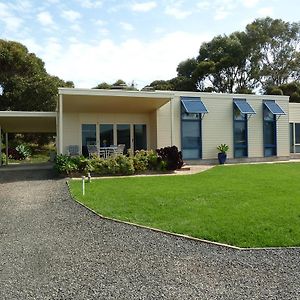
[99,146,117,158]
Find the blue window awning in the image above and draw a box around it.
[181,97,208,114]
[233,99,256,114]
[264,100,286,115]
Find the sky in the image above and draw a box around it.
[1,0,299,89]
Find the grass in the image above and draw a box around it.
[69,163,300,248]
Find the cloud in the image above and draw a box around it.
[61,10,81,22]
[214,9,229,20]
[37,11,54,26]
[258,7,273,16]
[76,0,102,8]
[120,22,134,31]
[242,0,260,8]
[34,31,211,88]
[165,4,192,19]
[197,1,211,10]
[131,1,157,12]
[0,2,23,32]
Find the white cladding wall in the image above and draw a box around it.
[289,103,300,122]
[162,94,289,159]
[62,112,150,154]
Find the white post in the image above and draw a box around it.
[5,132,8,165]
[59,94,63,154]
[82,176,85,196]
[170,98,174,146]
[0,125,2,167]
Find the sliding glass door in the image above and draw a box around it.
[117,124,130,150]
[134,124,147,151]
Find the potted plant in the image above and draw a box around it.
[217,144,229,164]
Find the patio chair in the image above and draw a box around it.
[87,145,98,158]
[115,144,125,155]
[68,145,80,156]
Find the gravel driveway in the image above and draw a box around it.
[0,169,299,299]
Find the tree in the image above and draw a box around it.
[93,79,137,90]
[172,17,300,94]
[266,81,300,103]
[246,17,300,90]
[0,39,74,111]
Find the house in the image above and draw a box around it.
[0,88,298,165]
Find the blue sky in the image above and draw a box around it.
[1,0,299,89]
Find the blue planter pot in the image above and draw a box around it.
[218,152,227,164]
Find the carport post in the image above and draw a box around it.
[0,125,2,166]
[59,94,63,154]
[5,132,8,165]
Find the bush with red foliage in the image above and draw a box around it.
[156,146,183,171]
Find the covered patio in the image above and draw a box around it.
[58,88,172,155]
[0,111,57,166]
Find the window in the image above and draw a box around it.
[290,123,300,153]
[263,100,285,157]
[263,103,276,156]
[233,99,255,158]
[180,97,207,160]
[117,124,130,150]
[100,124,113,147]
[233,103,247,158]
[82,124,96,146]
[134,124,147,151]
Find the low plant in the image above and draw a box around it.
[1,152,6,164]
[217,144,229,153]
[133,150,150,172]
[15,143,32,160]
[156,146,183,170]
[54,154,79,175]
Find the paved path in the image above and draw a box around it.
[0,170,299,299]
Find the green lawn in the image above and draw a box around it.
[69,163,300,248]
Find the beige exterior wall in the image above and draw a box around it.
[62,112,152,154]
[171,93,289,159]
[62,113,80,154]
[149,111,157,149]
[275,99,289,157]
[289,103,300,122]
[156,102,172,148]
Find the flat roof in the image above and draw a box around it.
[58,88,289,102]
[0,111,56,133]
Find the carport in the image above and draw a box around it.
[0,111,57,166]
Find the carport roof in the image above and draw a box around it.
[0,111,57,133]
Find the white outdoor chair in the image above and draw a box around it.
[87,145,98,158]
[115,144,125,155]
[68,145,79,156]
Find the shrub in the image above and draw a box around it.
[54,154,78,175]
[1,153,6,164]
[133,150,149,172]
[156,146,183,170]
[15,143,32,160]
[89,155,134,176]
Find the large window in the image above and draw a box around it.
[290,123,300,153]
[233,104,247,158]
[263,105,276,156]
[181,106,202,159]
[134,124,147,151]
[117,124,130,150]
[82,124,96,146]
[100,124,113,147]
